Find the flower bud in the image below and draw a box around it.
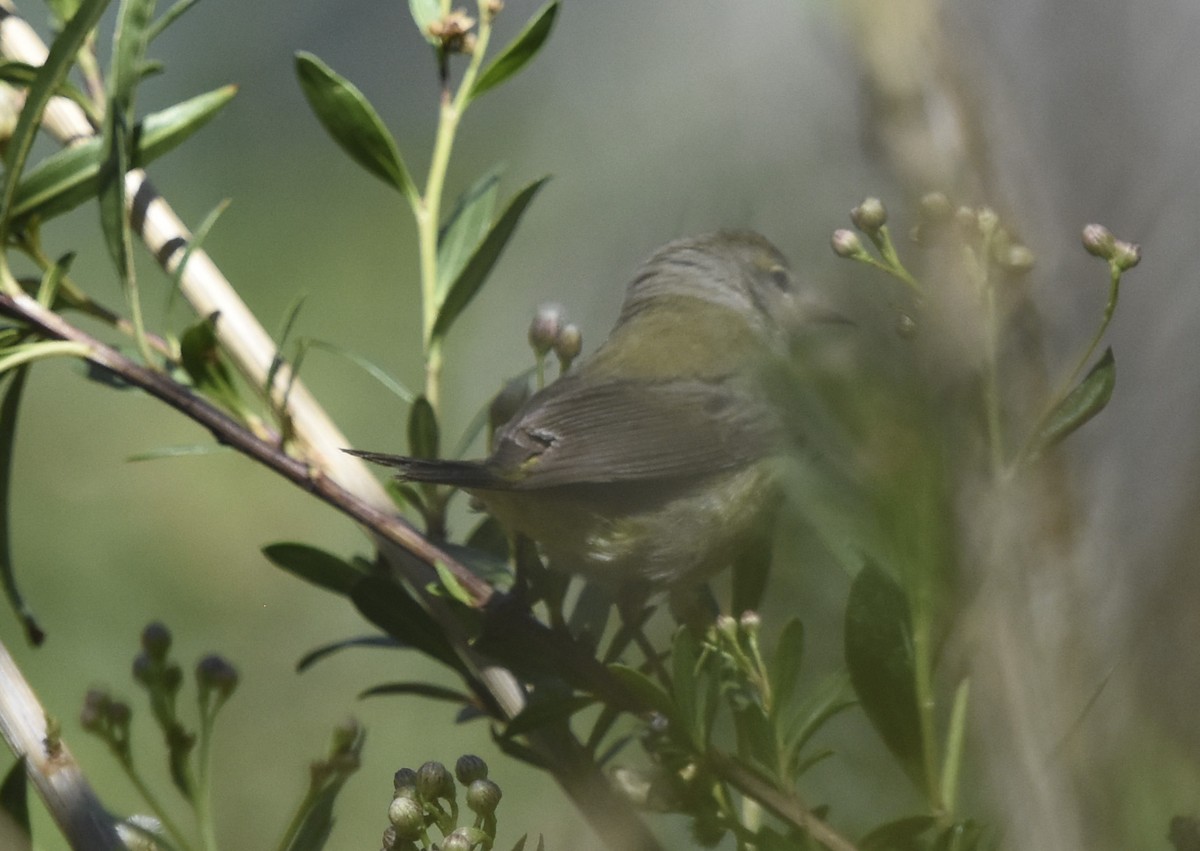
[896,313,917,338]
[416,760,453,801]
[195,655,239,699]
[387,796,424,840]
[1081,223,1115,259]
[1000,245,1035,274]
[850,197,887,232]
[107,700,132,728]
[140,622,172,661]
[80,689,110,732]
[830,229,865,259]
[918,191,953,223]
[1112,239,1141,271]
[527,303,564,356]
[162,663,184,695]
[976,206,999,236]
[466,778,502,816]
[455,754,488,785]
[554,323,582,370]
[427,10,476,53]
[441,829,475,851]
[738,610,761,634]
[132,652,154,686]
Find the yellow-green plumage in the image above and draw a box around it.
[349,231,819,586]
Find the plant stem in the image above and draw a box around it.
[118,756,196,851]
[194,707,218,851]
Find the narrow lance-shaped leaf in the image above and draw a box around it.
[98,100,133,279]
[431,177,549,341]
[0,61,92,112]
[844,561,924,786]
[278,724,364,851]
[1029,347,1116,458]
[768,618,805,719]
[437,165,505,302]
[0,0,112,235]
[147,0,201,43]
[407,396,439,460]
[262,542,366,597]
[0,368,44,645]
[467,2,560,105]
[10,85,238,225]
[294,52,416,202]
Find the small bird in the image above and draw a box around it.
[349,231,823,587]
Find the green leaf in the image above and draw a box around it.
[0,368,44,646]
[126,443,232,461]
[294,52,416,201]
[279,726,364,851]
[179,313,242,410]
[859,815,937,851]
[10,86,238,225]
[1029,347,1115,458]
[670,627,702,748]
[408,0,441,44]
[167,197,230,312]
[350,576,468,675]
[358,681,472,704]
[467,2,559,105]
[302,340,414,403]
[431,177,548,341]
[504,693,595,738]
[0,0,112,237]
[110,0,158,110]
[606,664,673,717]
[36,252,73,307]
[262,543,365,597]
[98,99,133,280]
[508,836,528,851]
[731,534,771,619]
[768,618,804,719]
[437,165,504,303]
[0,61,91,112]
[407,395,439,459]
[295,635,401,673]
[844,562,923,784]
[46,0,84,24]
[147,0,200,42]
[0,757,31,848]
[433,561,472,606]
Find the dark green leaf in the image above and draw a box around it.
[407,0,441,44]
[10,86,238,225]
[98,100,133,280]
[606,664,673,717]
[438,165,504,301]
[407,395,439,459]
[504,694,595,738]
[358,682,472,704]
[844,562,923,784]
[110,0,158,109]
[0,368,43,646]
[783,672,853,763]
[467,2,559,105]
[296,636,401,673]
[350,576,467,675]
[732,704,776,774]
[294,52,415,200]
[769,618,804,719]
[0,61,91,112]
[441,541,512,587]
[179,313,241,410]
[0,0,112,237]
[36,252,74,308]
[0,757,31,848]
[670,627,701,747]
[859,815,936,851]
[1029,348,1116,458]
[431,177,548,341]
[263,543,366,597]
[731,533,771,616]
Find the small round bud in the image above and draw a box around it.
[161,663,184,694]
[1081,223,1115,259]
[738,610,761,634]
[131,652,154,686]
[416,760,453,801]
[80,689,110,732]
[1112,239,1141,271]
[918,191,953,223]
[330,717,361,755]
[1000,245,1035,274]
[107,700,132,728]
[486,0,504,14]
[715,613,737,639]
[387,796,424,840]
[195,655,239,699]
[554,323,582,369]
[954,205,977,232]
[455,754,488,785]
[830,229,865,259]
[140,622,172,661]
[896,313,917,338]
[427,10,476,53]
[441,829,475,851]
[466,778,502,816]
[850,197,887,232]
[976,206,999,235]
[527,303,564,356]
[393,767,419,798]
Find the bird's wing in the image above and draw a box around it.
[490,375,780,489]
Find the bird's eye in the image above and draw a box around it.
[767,265,791,291]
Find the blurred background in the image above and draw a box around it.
[1,0,1199,848]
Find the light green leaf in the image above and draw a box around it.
[467,2,559,105]
[0,61,92,112]
[126,444,232,462]
[1029,347,1116,458]
[294,52,416,201]
[10,86,238,225]
[0,0,112,235]
[301,340,414,403]
[431,177,548,341]
[147,0,200,42]
[167,197,230,312]
[408,0,441,44]
[437,165,504,303]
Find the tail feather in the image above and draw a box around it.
[343,449,504,489]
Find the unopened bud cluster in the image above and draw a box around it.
[1082,223,1140,271]
[428,10,477,54]
[382,755,503,851]
[80,687,133,761]
[528,303,583,372]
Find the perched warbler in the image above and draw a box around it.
[350,231,827,587]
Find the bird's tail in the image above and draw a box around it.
[343,449,503,489]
